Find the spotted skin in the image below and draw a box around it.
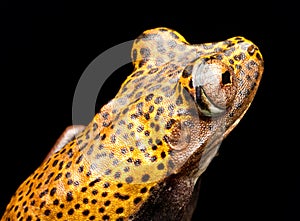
[1,27,264,221]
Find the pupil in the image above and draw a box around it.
[222,71,231,85]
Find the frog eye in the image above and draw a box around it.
[189,59,237,117]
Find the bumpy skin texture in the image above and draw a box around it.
[2,27,264,221]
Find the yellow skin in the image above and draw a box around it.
[2,27,264,221]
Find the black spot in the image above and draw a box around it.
[235,64,242,69]
[56,212,63,218]
[66,191,73,202]
[79,142,88,152]
[40,201,46,209]
[122,107,129,114]
[103,182,110,188]
[104,200,111,206]
[65,161,72,169]
[75,155,83,164]
[127,123,133,129]
[91,199,97,204]
[87,145,94,155]
[44,209,51,216]
[105,169,112,175]
[154,96,163,104]
[169,31,179,39]
[101,134,106,140]
[251,82,257,90]
[116,207,124,214]
[36,183,42,189]
[168,160,175,169]
[256,52,262,60]
[102,192,108,197]
[52,159,59,167]
[125,176,133,184]
[137,125,144,133]
[132,49,137,61]
[65,172,71,178]
[37,173,44,179]
[83,198,89,204]
[144,130,150,136]
[82,209,90,216]
[78,166,84,173]
[140,47,150,58]
[92,189,98,195]
[114,172,121,179]
[156,107,164,116]
[149,105,154,113]
[81,187,87,192]
[134,159,141,166]
[68,208,74,215]
[92,122,98,131]
[156,139,163,145]
[89,177,101,187]
[150,156,157,162]
[145,93,154,101]
[117,183,123,188]
[216,54,223,60]
[89,215,96,220]
[110,134,116,143]
[120,148,127,154]
[53,199,59,205]
[102,215,110,220]
[134,197,142,205]
[74,203,80,209]
[140,187,148,193]
[157,163,165,170]
[130,113,138,119]
[67,148,74,158]
[165,119,176,129]
[142,174,150,182]
[236,102,242,109]
[39,189,48,198]
[114,192,130,200]
[50,188,57,197]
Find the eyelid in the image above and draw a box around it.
[195,86,225,117]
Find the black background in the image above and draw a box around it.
[1,1,298,220]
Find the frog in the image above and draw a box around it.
[1,27,264,221]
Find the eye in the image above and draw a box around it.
[189,59,237,117]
